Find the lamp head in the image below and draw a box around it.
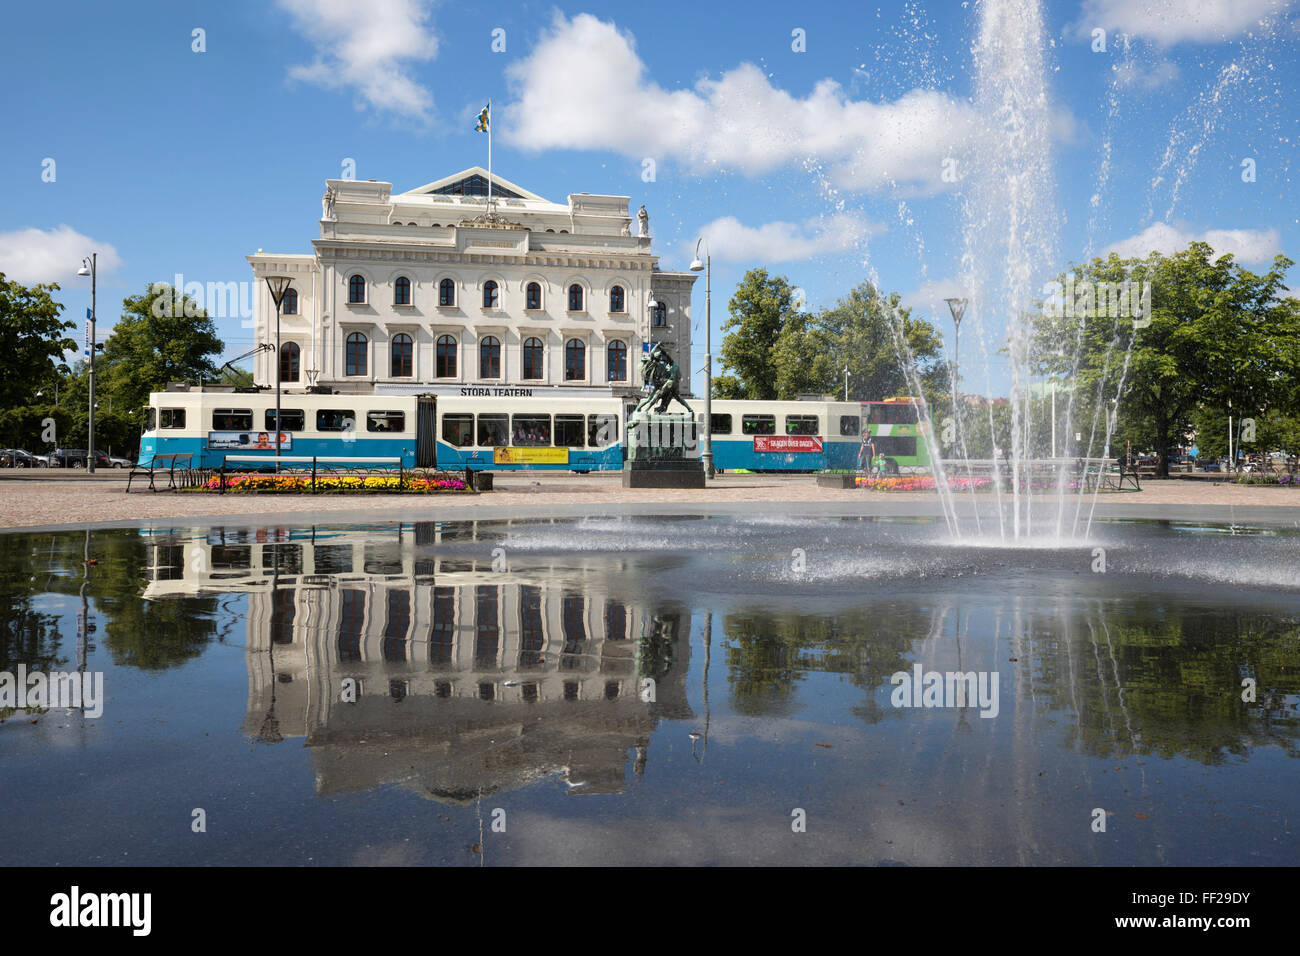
[76,265,90,277]
[689,258,704,272]
[265,276,293,307]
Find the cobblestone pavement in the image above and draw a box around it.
[0,472,1297,531]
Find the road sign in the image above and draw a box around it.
[1189,446,1199,458]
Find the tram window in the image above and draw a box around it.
[265,409,305,431]
[554,414,586,448]
[587,413,619,448]
[867,403,920,425]
[511,414,551,446]
[145,407,157,431]
[160,408,186,429]
[741,414,776,436]
[873,436,917,457]
[840,415,861,436]
[213,408,253,430]
[367,410,405,433]
[785,415,819,435]
[477,414,508,447]
[316,409,356,432]
[709,413,732,435]
[442,413,474,447]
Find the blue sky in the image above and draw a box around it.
[2,0,1296,392]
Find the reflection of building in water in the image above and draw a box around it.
[141,521,693,799]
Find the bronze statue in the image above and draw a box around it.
[636,344,693,415]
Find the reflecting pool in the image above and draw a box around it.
[1,515,1298,865]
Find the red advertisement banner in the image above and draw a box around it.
[754,435,823,453]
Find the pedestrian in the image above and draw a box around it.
[857,432,870,472]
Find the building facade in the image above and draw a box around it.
[248,168,696,400]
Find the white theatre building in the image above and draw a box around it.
[247,168,696,400]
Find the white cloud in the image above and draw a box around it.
[901,277,970,317]
[1114,58,1180,89]
[1077,0,1293,46]
[278,0,439,122]
[691,214,879,264]
[0,226,123,286]
[503,13,976,194]
[1103,223,1282,262]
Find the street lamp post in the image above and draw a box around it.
[77,254,97,473]
[265,277,293,471]
[689,240,713,478]
[944,297,968,416]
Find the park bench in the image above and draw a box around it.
[126,453,198,493]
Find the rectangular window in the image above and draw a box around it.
[587,413,618,448]
[785,415,820,436]
[316,409,355,432]
[160,408,186,429]
[213,408,253,431]
[867,402,921,425]
[839,415,861,436]
[477,414,508,447]
[511,415,551,446]
[265,409,305,431]
[742,414,776,435]
[554,414,585,448]
[442,413,474,447]
[709,413,732,435]
[313,544,352,574]
[145,407,157,431]
[873,436,918,457]
[367,410,405,433]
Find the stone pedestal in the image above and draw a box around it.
[622,412,706,488]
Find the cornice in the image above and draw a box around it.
[311,240,656,273]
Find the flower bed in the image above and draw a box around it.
[198,473,471,493]
[856,476,994,492]
[1234,473,1297,486]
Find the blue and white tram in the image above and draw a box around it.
[140,389,627,472]
[141,389,862,473]
[707,399,863,472]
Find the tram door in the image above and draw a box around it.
[416,396,437,467]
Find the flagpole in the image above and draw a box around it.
[487,98,493,216]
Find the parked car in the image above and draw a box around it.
[0,448,44,467]
[92,449,133,469]
[50,448,111,469]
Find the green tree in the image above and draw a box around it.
[1039,244,1300,477]
[771,281,948,404]
[716,269,803,400]
[0,276,75,446]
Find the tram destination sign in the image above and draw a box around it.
[374,383,620,399]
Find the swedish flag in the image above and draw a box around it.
[475,103,490,133]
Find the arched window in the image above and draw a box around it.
[391,333,413,377]
[525,282,542,310]
[282,288,298,315]
[280,342,300,382]
[568,284,584,311]
[652,302,667,327]
[522,337,544,380]
[348,275,366,304]
[346,332,368,376]
[439,278,456,307]
[436,335,457,377]
[480,335,501,378]
[483,280,499,309]
[607,340,627,382]
[394,276,411,305]
[565,339,586,381]
[609,286,624,313]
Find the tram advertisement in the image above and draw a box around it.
[493,447,568,465]
[753,435,823,454]
[208,431,292,451]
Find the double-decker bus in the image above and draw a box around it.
[861,396,932,473]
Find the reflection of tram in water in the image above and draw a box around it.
[140,387,931,474]
[140,522,694,798]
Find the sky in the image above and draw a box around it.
[2,0,1297,394]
